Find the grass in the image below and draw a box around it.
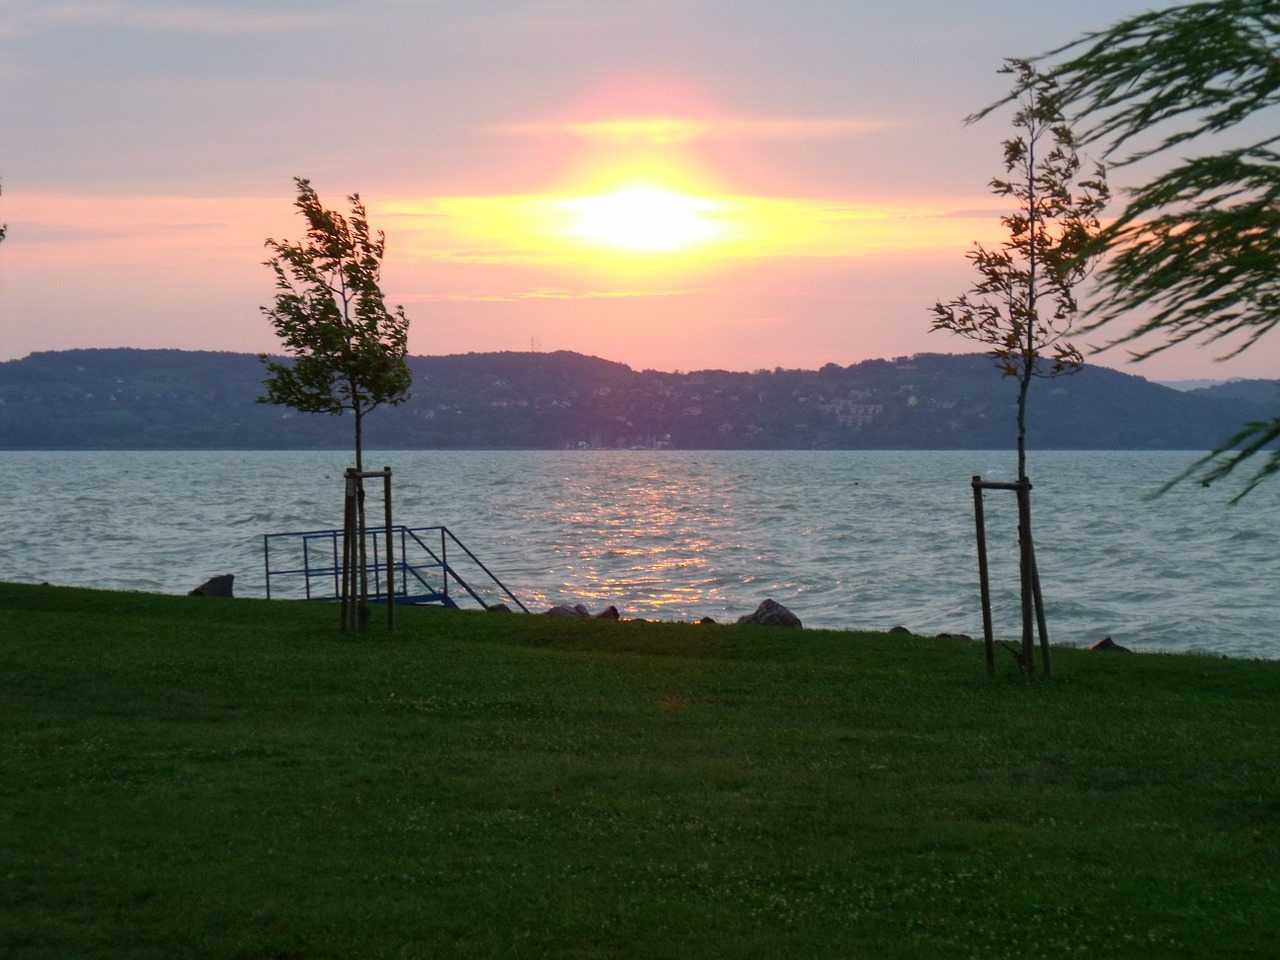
[2,581,1278,959]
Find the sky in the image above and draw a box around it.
[2,0,1274,381]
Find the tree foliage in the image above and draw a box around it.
[259,177,411,471]
[932,60,1109,480]
[1016,0,1280,496]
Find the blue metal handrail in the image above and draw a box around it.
[263,525,528,613]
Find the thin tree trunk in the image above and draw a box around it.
[1015,370,1032,666]
[353,402,369,629]
[1021,128,1037,484]
[354,402,364,473]
[1017,125,1039,656]
[1016,372,1030,483]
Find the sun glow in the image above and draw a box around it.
[556,184,729,254]
[378,107,992,272]
[387,188,992,274]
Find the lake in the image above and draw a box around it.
[2,449,1276,658]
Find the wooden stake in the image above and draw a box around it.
[972,476,996,677]
[1016,479,1036,678]
[341,469,356,632]
[383,467,395,633]
[1028,535,1053,678]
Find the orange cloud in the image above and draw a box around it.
[402,287,696,304]
[381,189,994,270]
[488,116,900,144]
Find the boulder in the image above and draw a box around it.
[889,625,913,635]
[189,574,234,597]
[486,602,512,613]
[736,598,802,628]
[545,602,620,619]
[546,603,591,617]
[1087,636,1133,653]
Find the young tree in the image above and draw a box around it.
[934,62,1108,678]
[1011,1,1280,496]
[932,60,1109,482]
[259,177,412,471]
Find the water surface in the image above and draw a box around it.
[3,450,1275,658]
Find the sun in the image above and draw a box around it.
[556,184,730,254]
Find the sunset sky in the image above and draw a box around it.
[2,0,1270,381]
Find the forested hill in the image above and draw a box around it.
[0,347,1275,451]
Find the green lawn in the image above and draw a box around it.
[2,582,1278,959]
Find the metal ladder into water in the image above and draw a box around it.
[262,525,529,612]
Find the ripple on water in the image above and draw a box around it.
[3,449,1278,656]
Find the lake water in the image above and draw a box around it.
[2,450,1277,659]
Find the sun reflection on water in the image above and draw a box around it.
[533,460,756,616]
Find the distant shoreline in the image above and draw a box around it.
[2,347,1273,451]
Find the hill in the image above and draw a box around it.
[0,347,1274,450]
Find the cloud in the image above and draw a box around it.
[11,221,228,244]
[404,287,695,304]
[488,116,901,145]
[378,188,1001,273]
[929,207,1019,220]
[3,0,342,35]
